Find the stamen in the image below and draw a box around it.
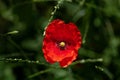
[59,42,65,47]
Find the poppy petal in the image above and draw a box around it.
[59,52,77,67]
[42,19,82,67]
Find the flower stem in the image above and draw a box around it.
[82,8,91,44]
[82,23,89,44]
[28,68,53,79]
[43,0,64,36]
[0,58,46,65]
[72,58,103,65]
[95,66,113,80]
[0,30,19,36]
[48,0,64,24]
[7,36,28,58]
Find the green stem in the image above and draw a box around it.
[28,68,53,79]
[82,7,91,44]
[0,58,47,66]
[43,0,64,36]
[72,58,103,65]
[7,36,28,58]
[82,23,89,44]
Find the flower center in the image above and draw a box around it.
[59,41,65,47]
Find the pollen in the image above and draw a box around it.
[59,42,65,47]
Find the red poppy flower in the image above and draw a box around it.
[42,19,82,68]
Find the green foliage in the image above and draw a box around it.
[0,0,120,80]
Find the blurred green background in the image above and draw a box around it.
[0,0,120,80]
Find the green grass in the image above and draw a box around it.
[0,0,120,80]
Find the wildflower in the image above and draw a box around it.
[42,19,82,67]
